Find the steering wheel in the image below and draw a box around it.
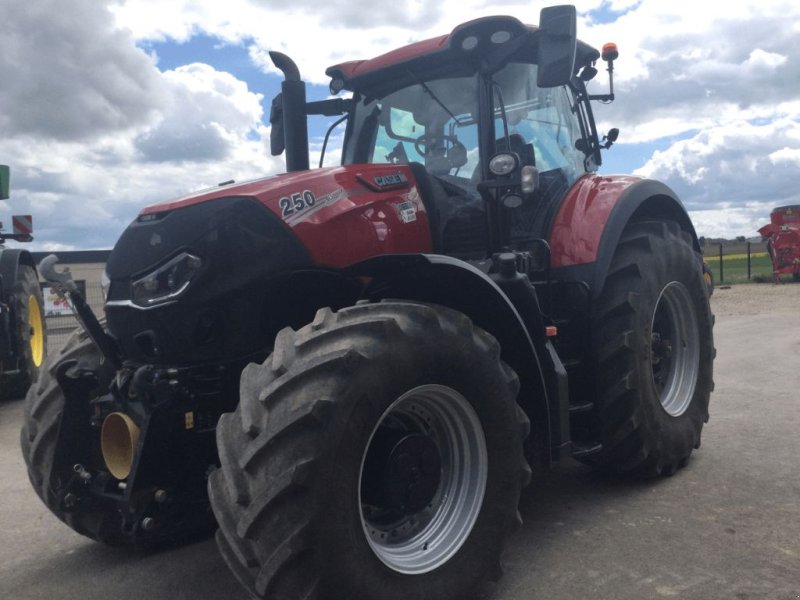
[414,134,460,157]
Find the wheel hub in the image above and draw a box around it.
[384,434,441,514]
[359,384,488,575]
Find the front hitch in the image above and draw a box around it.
[39,254,121,369]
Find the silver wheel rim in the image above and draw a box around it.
[651,281,700,417]
[358,384,488,574]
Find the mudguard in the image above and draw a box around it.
[347,253,569,463]
[549,174,699,295]
[0,248,36,293]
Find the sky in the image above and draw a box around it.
[1,0,799,251]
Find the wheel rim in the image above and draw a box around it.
[359,384,488,574]
[651,281,700,417]
[27,294,44,368]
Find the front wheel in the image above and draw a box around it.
[589,221,715,477]
[209,301,530,600]
[20,329,125,544]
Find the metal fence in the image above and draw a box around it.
[44,282,105,356]
[702,241,774,284]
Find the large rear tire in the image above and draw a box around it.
[209,301,530,600]
[1,264,46,399]
[589,221,714,477]
[19,329,126,544]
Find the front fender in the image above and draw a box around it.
[549,175,698,295]
[347,253,568,465]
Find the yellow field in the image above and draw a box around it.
[706,252,769,260]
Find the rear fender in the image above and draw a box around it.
[347,253,561,465]
[0,249,37,293]
[549,176,699,295]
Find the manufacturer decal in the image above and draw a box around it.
[374,173,408,189]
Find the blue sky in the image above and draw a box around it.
[1,0,798,250]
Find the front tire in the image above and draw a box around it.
[589,221,715,477]
[209,301,530,600]
[20,329,125,544]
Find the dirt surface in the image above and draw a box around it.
[710,281,800,316]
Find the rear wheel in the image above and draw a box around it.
[1,264,46,399]
[589,221,715,477]
[209,301,530,600]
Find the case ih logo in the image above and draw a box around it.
[12,215,32,236]
[374,173,407,188]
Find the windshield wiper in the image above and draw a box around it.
[409,71,464,126]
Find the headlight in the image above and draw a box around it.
[489,152,518,176]
[131,252,202,307]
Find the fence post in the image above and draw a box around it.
[719,243,724,283]
[747,241,751,280]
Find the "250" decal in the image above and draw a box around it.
[279,190,316,218]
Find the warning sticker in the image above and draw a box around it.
[396,201,417,224]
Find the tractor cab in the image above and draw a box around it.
[270,7,617,261]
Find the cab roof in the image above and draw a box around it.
[326,15,600,96]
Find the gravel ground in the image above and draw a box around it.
[710,281,800,316]
[1,281,798,600]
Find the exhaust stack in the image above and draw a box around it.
[269,51,310,172]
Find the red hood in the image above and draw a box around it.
[140,167,347,215]
[139,163,434,269]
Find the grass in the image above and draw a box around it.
[705,253,775,284]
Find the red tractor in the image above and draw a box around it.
[22,7,714,600]
[759,205,800,282]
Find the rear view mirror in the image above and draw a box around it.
[537,5,577,88]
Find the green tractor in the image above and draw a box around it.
[0,165,46,399]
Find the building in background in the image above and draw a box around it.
[31,250,110,354]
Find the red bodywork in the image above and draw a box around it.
[758,206,800,280]
[141,164,433,268]
[548,174,641,267]
[142,167,639,271]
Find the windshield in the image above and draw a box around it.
[344,75,480,178]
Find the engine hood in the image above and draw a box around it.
[135,163,434,270]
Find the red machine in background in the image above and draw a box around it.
[759,205,800,282]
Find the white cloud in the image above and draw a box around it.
[744,49,787,70]
[0,0,164,142]
[135,64,264,163]
[635,117,800,236]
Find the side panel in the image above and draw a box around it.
[288,165,433,267]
